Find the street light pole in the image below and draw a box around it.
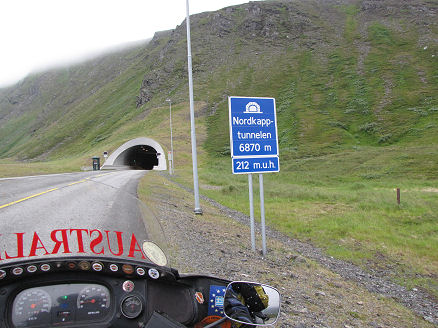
[186,0,202,214]
[166,99,174,175]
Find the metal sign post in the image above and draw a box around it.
[166,99,174,175]
[248,173,255,251]
[259,174,267,255]
[168,151,173,175]
[229,96,279,256]
[186,0,202,214]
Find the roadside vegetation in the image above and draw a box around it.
[137,171,435,327]
[0,158,82,178]
[192,149,438,297]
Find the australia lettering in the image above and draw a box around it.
[0,229,147,261]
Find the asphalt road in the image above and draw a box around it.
[0,170,151,264]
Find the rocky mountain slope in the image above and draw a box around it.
[0,0,436,161]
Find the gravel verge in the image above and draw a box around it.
[195,188,438,326]
[140,173,437,327]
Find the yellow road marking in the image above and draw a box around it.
[0,188,59,209]
[67,179,87,186]
[0,172,112,209]
[94,173,110,178]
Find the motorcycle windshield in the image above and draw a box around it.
[0,175,170,268]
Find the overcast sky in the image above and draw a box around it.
[0,0,253,87]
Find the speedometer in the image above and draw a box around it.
[76,284,110,320]
[12,288,51,327]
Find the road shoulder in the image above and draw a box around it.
[138,172,435,327]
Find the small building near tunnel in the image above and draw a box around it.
[101,137,167,171]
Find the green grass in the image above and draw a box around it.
[172,143,438,297]
[0,158,84,177]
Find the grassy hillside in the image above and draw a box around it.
[0,0,437,298]
[0,42,152,160]
[0,0,436,161]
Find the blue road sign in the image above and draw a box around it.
[232,156,279,174]
[229,97,279,157]
[229,96,280,174]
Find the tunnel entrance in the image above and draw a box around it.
[114,145,159,170]
[101,137,167,171]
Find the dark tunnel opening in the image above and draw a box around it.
[114,145,159,170]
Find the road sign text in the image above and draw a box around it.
[232,157,279,174]
[229,96,280,174]
[232,117,274,127]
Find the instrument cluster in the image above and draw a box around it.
[12,283,111,327]
[0,257,176,328]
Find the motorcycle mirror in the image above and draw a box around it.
[223,281,281,326]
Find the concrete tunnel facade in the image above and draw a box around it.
[101,137,167,171]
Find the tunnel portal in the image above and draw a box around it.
[114,145,159,169]
[101,137,167,171]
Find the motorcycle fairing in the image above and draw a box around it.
[147,280,197,325]
[144,312,187,328]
